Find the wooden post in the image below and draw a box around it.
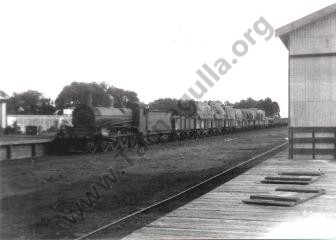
[289,128,294,159]
[31,144,36,157]
[6,145,12,160]
[312,130,315,159]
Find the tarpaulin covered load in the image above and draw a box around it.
[208,101,227,119]
[222,106,236,120]
[234,108,244,121]
[175,99,198,118]
[249,108,258,120]
[195,101,215,119]
[256,110,266,121]
[241,109,254,121]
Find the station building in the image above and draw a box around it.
[276,4,336,159]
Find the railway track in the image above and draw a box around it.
[74,141,288,240]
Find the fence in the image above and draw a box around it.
[289,127,336,159]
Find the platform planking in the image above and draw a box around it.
[0,135,53,146]
[123,149,336,239]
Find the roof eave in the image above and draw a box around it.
[277,33,289,49]
[276,3,336,48]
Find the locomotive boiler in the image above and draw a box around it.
[72,105,133,129]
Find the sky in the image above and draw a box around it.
[1,0,335,117]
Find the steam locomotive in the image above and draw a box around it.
[55,97,287,153]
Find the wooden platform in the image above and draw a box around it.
[0,135,53,161]
[123,149,336,239]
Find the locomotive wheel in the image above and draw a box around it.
[156,134,163,144]
[148,135,159,144]
[153,135,160,144]
[99,141,110,153]
[162,134,170,143]
[145,136,153,145]
[118,136,129,149]
[128,135,138,148]
[86,141,98,153]
[108,138,119,151]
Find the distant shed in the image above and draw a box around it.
[0,98,7,133]
[276,4,336,159]
[7,115,72,134]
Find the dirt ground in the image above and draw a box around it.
[0,127,287,239]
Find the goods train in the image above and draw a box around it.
[55,97,287,153]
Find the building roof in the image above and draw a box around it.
[276,3,336,48]
[0,96,8,103]
[0,90,9,102]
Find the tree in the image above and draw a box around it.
[55,82,110,109]
[234,97,258,109]
[149,98,199,117]
[256,98,280,117]
[233,97,280,117]
[106,86,139,108]
[7,90,55,115]
[223,100,233,106]
[149,98,178,112]
[55,82,139,109]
